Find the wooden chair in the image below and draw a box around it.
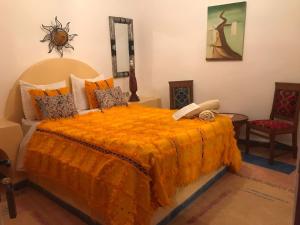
[246,82,300,164]
[169,80,193,109]
[0,148,17,221]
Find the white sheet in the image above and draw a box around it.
[16,109,100,171]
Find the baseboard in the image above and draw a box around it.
[13,179,28,191]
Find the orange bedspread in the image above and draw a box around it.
[24,105,241,225]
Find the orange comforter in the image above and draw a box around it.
[25,105,241,225]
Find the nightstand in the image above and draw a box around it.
[220,113,248,140]
[129,96,162,108]
[0,119,24,183]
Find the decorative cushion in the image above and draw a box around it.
[35,93,78,119]
[85,77,114,109]
[250,120,293,130]
[70,74,105,111]
[274,89,299,118]
[20,80,66,120]
[29,87,69,120]
[95,86,128,109]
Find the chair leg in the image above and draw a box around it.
[245,123,250,154]
[292,132,298,159]
[269,134,275,165]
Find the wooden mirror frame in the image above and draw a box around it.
[109,16,135,78]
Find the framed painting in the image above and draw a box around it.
[206,2,247,61]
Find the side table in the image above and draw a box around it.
[220,113,248,140]
[0,119,24,183]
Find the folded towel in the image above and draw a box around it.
[199,110,215,121]
[173,99,221,120]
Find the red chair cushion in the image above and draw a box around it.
[250,120,293,130]
[274,89,299,118]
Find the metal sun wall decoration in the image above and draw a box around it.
[41,17,78,57]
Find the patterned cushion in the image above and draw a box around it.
[85,78,114,109]
[274,89,299,118]
[35,93,78,119]
[95,86,128,110]
[249,120,293,130]
[29,87,69,120]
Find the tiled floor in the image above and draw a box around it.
[1,146,297,225]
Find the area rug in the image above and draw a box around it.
[239,145,296,174]
[169,173,294,225]
[243,153,296,174]
[238,162,296,193]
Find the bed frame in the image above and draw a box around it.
[5,58,227,225]
[25,167,226,225]
[5,58,99,123]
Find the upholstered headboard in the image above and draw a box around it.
[4,58,99,123]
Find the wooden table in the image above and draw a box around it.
[220,113,249,140]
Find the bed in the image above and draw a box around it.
[7,58,241,225]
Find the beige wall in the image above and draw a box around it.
[136,0,300,144]
[138,0,300,116]
[1,0,299,218]
[1,0,300,124]
[0,0,148,117]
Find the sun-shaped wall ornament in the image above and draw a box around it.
[40,17,78,57]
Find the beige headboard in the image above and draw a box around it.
[4,58,99,123]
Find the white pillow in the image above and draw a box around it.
[198,99,220,112]
[20,80,66,120]
[70,74,105,111]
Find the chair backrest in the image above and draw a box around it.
[270,82,300,126]
[169,80,193,109]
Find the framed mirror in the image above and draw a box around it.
[109,16,135,78]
